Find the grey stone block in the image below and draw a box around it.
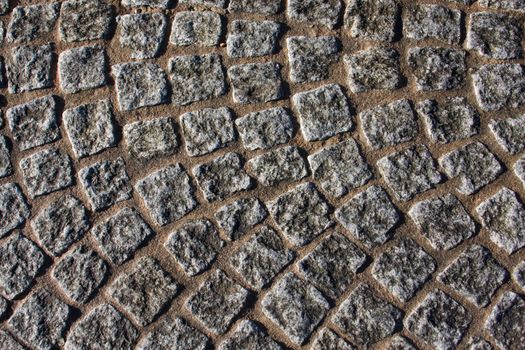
[7,44,54,93]
[286,36,339,83]
[403,4,461,44]
[0,136,12,179]
[59,0,113,42]
[472,64,525,111]
[215,197,267,240]
[514,156,525,186]
[170,11,222,47]
[485,291,525,350]
[122,0,170,8]
[228,62,283,104]
[386,335,418,350]
[124,117,177,163]
[7,4,59,43]
[58,45,108,94]
[287,0,342,29]
[137,317,209,350]
[0,330,25,350]
[228,0,281,15]
[118,13,167,59]
[479,0,525,11]
[179,0,226,8]
[247,146,307,186]
[228,20,281,58]
[0,184,30,238]
[489,115,525,154]
[514,261,525,291]
[311,328,356,350]
[219,320,282,350]
[345,0,399,42]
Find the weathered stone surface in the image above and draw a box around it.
[181,107,235,157]
[377,145,441,201]
[113,62,169,111]
[8,289,71,350]
[58,45,108,94]
[165,219,224,276]
[31,195,90,256]
[193,152,253,202]
[293,84,353,142]
[485,291,525,350]
[287,0,342,29]
[228,20,281,58]
[229,225,294,290]
[63,99,117,158]
[514,156,525,186]
[403,4,461,44]
[124,117,177,162]
[514,261,525,291]
[228,62,283,104]
[344,0,399,42]
[247,146,307,186]
[20,148,73,198]
[336,185,399,248]
[311,328,355,350]
[479,0,525,11]
[118,13,167,59]
[8,44,54,93]
[386,335,418,350]
[286,36,339,83]
[91,207,154,265]
[359,99,418,150]
[215,197,267,240]
[489,115,525,154]
[52,245,108,304]
[219,320,282,350]
[416,97,480,144]
[465,337,494,350]
[7,4,59,43]
[136,164,197,226]
[122,0,169,7]
[476,187,525,254]
[409,193,475,250]
[179,0,226,8]
[439,142,502,195]
[109,257,179,326]
[78,157,132,211]
[169,54,226,106]
[406,290,471,350]
[333,283,403,347]
[137,316,209,350]
[0,296,7,319]
[0,330,25,350]
[228,0,282,15]
[59,0,113,42]
[472,64,525,111]
[65,304,138,350]
[268,182,332,247]
[170,11,222,47]
[262,272,330,345]
[186,269,249,334]
[0,184,30,238]
[0,136,10,178]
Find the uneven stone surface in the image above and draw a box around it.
[228,0,281,15]
[403,4,461,44]
[489,115,525,154]
[215,197,267,240]
[228,20,281,58]
[58,45,108,94]
[287,0,341,29]
[228,62,283,104]
[236,108,294,151]
[137,316,209,350]
[118,13,167,59]
[485,291,525,350]
[514,261,525,291]
[386,335,418,350]
[479,0,525,11]
[465,337,494,350]
[0,330,26,350]
[0,184,30,238]
[0,136,11,178]
[247,146,308,186]
[286,36,339,83]
[472,64,525,111]
[59,0,113,42]
[344,0,399,42]
[124,117,178,162]
[170,11,222,47]
[219,320,282,350]
[311,328,355,350]
[7,4,59,43]
[8,44,54,94]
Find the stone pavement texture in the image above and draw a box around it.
[0,0,523,349]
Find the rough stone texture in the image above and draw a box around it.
[344,0,399,42]
[58,45,108,94]
[228,62,283,104]
[7,4,59,43]
[59,0,114,42]
[0,136,11,178]
[485,291,525,350]
[465,338,494,350]
[137,316,209,350]
[489,115,525,154]
[122,0,170,8]
[7,44,54,93]
[235,107,293,150]
[472,64,525,111]
[287,0,342,29]
[262,272,330,345]
[228,0,282,15]
[514,156,525,186]
[179,0,226,8]
[229,225,294,290]
[439,142,503,195]
[170,11,222,47]
[247,146,308,186]
[311,328,355,350]
[479,0,525,11]
[124,117,177,163]
[228,20,281,58]
[333,283,403,347]
[164,219,224,276]
[403,4,461,44]
[0,184,30,238]
[0,330,26,350]
[286,36,339,83]
[219,320,282,350]
[386,335,418,350]
[215,197,267,240]
[514,261,525,291]
[118,13,167,59]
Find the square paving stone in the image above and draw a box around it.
[372,238,436,302]
[0,330,25,350]
[479,0,525,11]
[6,95,60,151]
[118,13,167,59]
[91,207,154,265]
[438,244,507,307]
[109,257,179,326]
[377,145,441,201]
[31,195,90,256]
[228,20,281,58]
[359,99,418,150]
[333,283,403,347]
[286,36,339,83]
[247,146,308,186]
[136,164,197,226]
[311,328,355,350]
[169,54,226,106]
[335,185,399,248]
[137,316,210,350]
[344,48,404,93]
[228,62,284,104]
[8,288,71,350]
[124,117,177,162]
[20,148,73,198]
[406,290,471,350]
[267,182,332,247]
[181,107,235,157]
[408,193,475,251]
[122,0,170,7]
[235,107,294,151]
[472,64,525,111]
[403,4,461,44]
[476,187,525,254]
[467,12,522,60]
[229,225,294,290]
[293,84,353,142]
[59,0,114,42]
[58,45,108,94]
[63,99,117,159]
[344,0,399,42]
[7,3,59,43]
[186,269,249,335]
[193,152,253,202]
[219,320,282,350]
[64,304,139,350]
[297,232,367,299]
[416,97,480,144]
[514,261,525,291]
[489,115,525,154]
[112,62,169,111]
[0,233,45,299]
[287,0,342,29]
[52,245,108,304]
[0,136,12,178]
[179,0,226,8]
[408,47,466,91]
[170,11,222,47]
[7,44,54,93]
[485,291,525,350]
[79,157,132,211]
[164,219,224,276]
[215,197,267,240]
[228,0,282,15]
[262,272,330,345]
[0,183,30,238]
[439,142,502,195]
[308,138,372,198]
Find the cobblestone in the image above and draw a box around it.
[344,0,399,42]
[170,11,222,47]
[311,328,355,350]
[228,20,281,58]
[8,44,54,93]
[124,117,178,163]
[247,146,307,186]
[514,261,525,291]
[228,0,281,15]
[58,45,108,94]
[59,0,113,42]
[219,320,282,350]
[7,4,59,43]
[118,13,167,59]
[228,62,284,104]
[137,317,209,350]
[215,197,267,240]
[0,184,30,238]
[286,36,339,83]
[403,4,461,44]
[489,115,525,154]
[485,291,525,350]
[472,64,525,111]
[287,0,341,29]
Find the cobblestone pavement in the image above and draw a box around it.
[0,0,524,349]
